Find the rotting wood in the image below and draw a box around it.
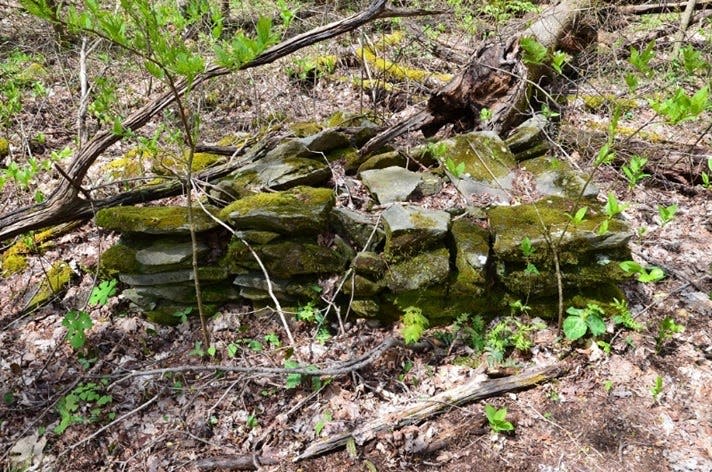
[294,363,567,462]
[193,454,279,471]
[558,124,712,185]
[360,0,593,156]
[0,0,442,242]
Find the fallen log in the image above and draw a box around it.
[360,0,593,156]
[294,363,567,462]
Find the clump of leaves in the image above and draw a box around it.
[611,298,644,331]
[562,303,606,341]
[621,155,650,189]
[657,204,678,226]
[650,86,709,125]
[445,157,466,178]
[484,404,514,433]
[54,381,114,435]
[485,316,542,364]
[520,37,547,65]
[401,306,429,345]
[619,261,665,283]
[655,317,684,353]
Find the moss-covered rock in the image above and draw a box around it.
[0,137,9,158]
[220,186,335,235]
[96,205,220,235]
[27,261,73,308]
[385,246,450,292]
[118,266,228,286]
[357,151,407,173]
[290,121,323,137]
[520,156,598,200]
[488,196,632,264]
[330,208,385,251]
[450,218,489,296]
[383,205,450,258]
[351,251,387,278]
[343,274,384,297]
[224,237,345,277]
[349,299,381,318]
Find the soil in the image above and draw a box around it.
[1,2,711,472]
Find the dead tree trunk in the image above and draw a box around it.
[360,0,593,156]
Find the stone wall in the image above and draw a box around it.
[97,115,632,325]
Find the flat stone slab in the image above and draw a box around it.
[220,186,335,234]
[119,267,228,286]
[96,205,220,234]
[382,204,450,257]
[135,241,208,266]
[360,166,422,204]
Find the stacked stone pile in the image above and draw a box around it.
[97,115,633,325]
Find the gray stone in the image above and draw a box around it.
[300,129,350,153]
[118,267,228,286]
[135,241,208,266]
[520,156,599,199]
[265,139,310,161]
[220,186,335,235]
[505,113,549,157]
[360,166,422,204]
[330,207,384,250]
[95,205,220,235]
[382,204,450,257]
[415,172,443,197]
[357,151,406,174]
[350,299,381,318]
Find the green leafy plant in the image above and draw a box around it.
[172,306,193,324]
[445,157,466,178]
[246,413,259,429]
[565,206,588,226]
[54,381,113,435]
[284,360,302,389]
[264,332,281,348]
[650,375,664,401]
[621,155,650,189]
[655,317,684,352]
[89,279,118,306]
[484,404,514,433]
[657,204,678,226]
[485,317,541,363]
[619,261,665,283]
[479,107,493,121]
[62,310,93,350]
[603,192,628,218]
[520,37,548,65]
[701,157,712,188]
[628,41,655,76]
[189,341,206,357]
[562,303,606,341]
[611,298,644,331]
[401,306,429,345]
[551,50,571,74]
[314,410,332,436]
[650,86,709,125]
[678,45,709,75]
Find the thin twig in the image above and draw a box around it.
[108,337,399,389]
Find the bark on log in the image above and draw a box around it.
[558,123,712,185]
[360,0,593,156]
[0,0,436,242]
[294,363,567,462]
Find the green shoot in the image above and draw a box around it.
[484,404,514,433]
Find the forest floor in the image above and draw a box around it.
[1,2,711,471]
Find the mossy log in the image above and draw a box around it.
[294,363,567,461]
